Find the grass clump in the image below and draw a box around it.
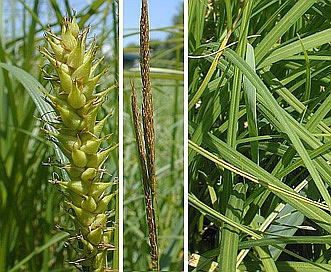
[189,0,331,271]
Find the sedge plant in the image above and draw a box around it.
[39,15,118,271]
[189,0,331,271]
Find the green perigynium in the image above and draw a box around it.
[40,15,117,271]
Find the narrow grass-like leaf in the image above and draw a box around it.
[188,0,207,51]
[189,139,327,209]
[189,193,262,240]
[219,183,247,271]
[238,261,331,271]
[17,0,45,29]
[8,232,69,272]
[237,180,308,265]
[277,140,331,178]
[189,137,331,232]
[219,7,254,267]
[255,0,316,64]
[258,28,331,68]
[0,63,52,121]
[260,68,306,113]
[188,14,239,110]
[223,48,331,211]
[305,89,331,131]
[297,34,311,101]
[260,68,331,137]
[255,246,278,272]
[239,235,331,249]
[0,63,67,165]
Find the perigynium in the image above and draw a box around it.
[39,15,117,271]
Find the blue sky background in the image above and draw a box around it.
[123,0,183,47]
[4,0,182,50]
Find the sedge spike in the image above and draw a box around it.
[40,15,117,271]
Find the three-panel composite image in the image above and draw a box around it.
[2,0,331,271]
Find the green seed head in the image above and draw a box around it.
[40,14,117,271]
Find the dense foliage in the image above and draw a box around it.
[189,0,331,271]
